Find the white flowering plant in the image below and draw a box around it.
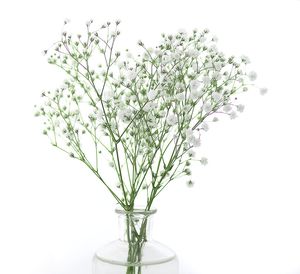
[35,20,265,212]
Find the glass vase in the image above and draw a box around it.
[93,208,179,274]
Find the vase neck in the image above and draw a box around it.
[116,208,156,242]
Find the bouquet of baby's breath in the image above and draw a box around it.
[35,20,266,211]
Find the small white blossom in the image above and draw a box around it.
[186,48,199,58]
[175,92,185,101]
[186,132,200,147]
[237,104,245,113]
[214,61,222,71]
[185,128,193,137]
[147,89,157,100]
[130,95,137,101]
[212,117,219,122]
[199,36,206,43]
[241,55,250,64]
[171,52,181,61]
[223,104,232,112]
[178,28,187,34]
[212,71,222,81]
[209,44,218,53]
[248,71,257,81]
[96,107,104,121]
[212,92,222,101]
[166,114,177,126]
[162,55,172,64]
[64,18,70,25]
[158,110,166,117]
[188,150,196,158]
[127,70,137,81]
[201,122,209,132]
[212,35,218,42]
[202,75,211,85]
[190,80,201,91]
[203,102,212,113]
[143,101,157,112]
[103,89,114,101]
[191,137,201,147]
[200,157,208,165]
[186,180,194,187]
[118,108,133,122]
[190,89,204,100]
[176,82,185,91]
[229,111,237,119]
[259,87,268,95]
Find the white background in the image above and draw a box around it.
[0,0,300,273]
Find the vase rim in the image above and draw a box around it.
[115,207,157,216]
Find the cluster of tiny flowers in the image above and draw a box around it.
[35,20,266,205]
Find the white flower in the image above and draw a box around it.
[212,92,222,101]
[237,104,245,113]
[188,150,196,158]
[200,157,208,165]
[203,102,212,113]
[175,92,185,101]
[214,62,222,71]
[158,110,166,117]
[212,35,218,42]
[186,180,194,187]
[191,137,201,147]
[212,71,222,81]
[103,89,114,101]
[185,128,193,137]
[190,89,204,100]
[64,18,71,25]
[192,63,198,71]
[147,89,157,100]
[199,36,206,43]
[127,70,137,81]
[202,75,211,85]
[223,104,232,112]
[201,122,209,132]
[190,80,201,91]
[178,28,187,34]
[143,101,157,112]
[162,55,172,64]
[130,95,137,101]
[176,82,185,91]
[209,44,218,53]
[212,117,219,122]
[146,47,154,54]
[241,55,250,64]
[259,87,268,95]
[166,114,177,126]
[185,128,201,147]
[154,49,162,56]
[229,111,237,119]
[96,107,104,121]
[186,133,195,142]
[118,108,133,122]
[248,71,257,81]
[171,52,181,61]
[186,48,199,58]
[183,104,192,113]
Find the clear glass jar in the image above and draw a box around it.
[93,208,179,274]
